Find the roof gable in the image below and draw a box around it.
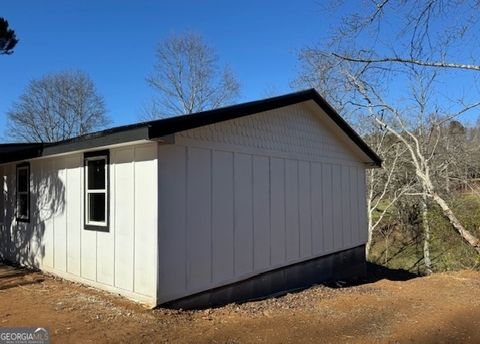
[176,101,372,165]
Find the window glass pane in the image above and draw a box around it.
[88,193,105,223]
[18,168,28,192]
[0,177,4,223]
[87,159,105,190]
[17,194,28,218]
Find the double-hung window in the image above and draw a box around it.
[16,163,30,222]
[0,176,5,225]
[84,150,109,230]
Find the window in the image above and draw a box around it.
[0,176,5,225]
[16,163,30,222]
[84,150,109,230]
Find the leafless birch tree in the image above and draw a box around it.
[296,0,480,268]
[345,68,480,255]
[325,1,480,73]
[7,70,109,143]
[145,33,240,118]
[365,131,411,256]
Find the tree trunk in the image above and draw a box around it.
[445,140,450,193]
[431,192,480,254]
[421,194,432,274]
[384,235,389,265]
[366,198,373,259]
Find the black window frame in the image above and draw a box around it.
[0,175,5,225]
[16,162,30,223]
[84,150,109,232]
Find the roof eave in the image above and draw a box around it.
[0,126,151,164]
[0,89,382,167]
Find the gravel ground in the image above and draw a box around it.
[1,263,480,343]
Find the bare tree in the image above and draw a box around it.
[7,70,109,143]
[325,1,480,73]
[295,0,480,269]
[365,130,412,256]
[344,67,480,255]
[0,18,18,55]
[145,32,240,118]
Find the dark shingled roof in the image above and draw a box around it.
[0,89,382,166]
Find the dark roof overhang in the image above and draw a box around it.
[0,89,382,167]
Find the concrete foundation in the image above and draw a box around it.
[162,245,366,310]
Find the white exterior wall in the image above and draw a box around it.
[157,102,369,303]
[0,143,158,306]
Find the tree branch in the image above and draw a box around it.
[332,53,480,72]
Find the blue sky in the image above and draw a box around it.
[1,0,334,135]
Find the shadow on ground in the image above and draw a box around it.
[161,261,419,310]
[0,263,44,291]
[323,262,418,289]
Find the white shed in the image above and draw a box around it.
[0,89,381,308]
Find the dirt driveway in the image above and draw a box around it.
[1,263,480,343]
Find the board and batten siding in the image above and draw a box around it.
[0,143,158,306]
[157,102,369,303]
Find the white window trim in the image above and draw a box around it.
[0,175,5,225]
[85,155,108,227]
[16,164,30,222]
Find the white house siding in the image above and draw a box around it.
[157,102,369,303]
[0,143,158,306]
